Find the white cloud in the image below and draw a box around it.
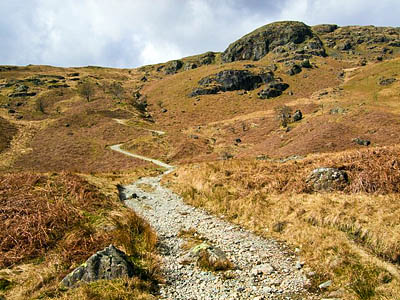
[0,0,398,68]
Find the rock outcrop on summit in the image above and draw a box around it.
[222,21,326,62]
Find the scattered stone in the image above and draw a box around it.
[287,64,302,76]
[8,92,36,98]
[48,84,69,89]
[300,59,312,68]
[329,107,346,114]
[379,78,396,86]
[60,245,136,288]
[67,72,80,77]
[189,135,199,139]
[161,108,168,113]
[258,81,289,99]
[15,84,29,93]
[235,138,242,143]
[293,110,303,121]
[319,280,332,289]
[353,138,371,146]
[251,263,275,276]
[8,109,15,114]
[272,221,287,233]
[140,76,148,82]
[16,115,23,120]
[181,242,233,271]
[306,167,349,191]
[244,64,256,68]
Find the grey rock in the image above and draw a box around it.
[330,107,347,114]
[189,70,270,97]
[306,167,349,192]
[222,21,325,62]
[379,78,396,86]
[184,63,198,71]
[258,80,289,99]
[48,84,69,89]
[287,64,302,76]
[8,92,36,98]
[319,280,332,289]
[15,84,29,93]
[60,244,136,288]
[300,59,312,68]
[353,138,371,146]
[164,60,183,75]
[251,263,275,276]
[293,110,303,121]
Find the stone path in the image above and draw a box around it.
[111,142,313,299]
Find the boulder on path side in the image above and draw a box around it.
[60,245,136,288]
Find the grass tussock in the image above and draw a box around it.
[167,145,400,299]
[0,172,159,299]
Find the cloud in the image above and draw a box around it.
[0,0,398,68]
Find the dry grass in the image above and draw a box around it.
[167,145,400,299]
[0,117,17,153]
[0,172,159,299]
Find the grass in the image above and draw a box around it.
[0,172,160,300]
[166,145,400,299]
[0,117,17,153]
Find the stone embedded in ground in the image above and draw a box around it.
[293,110,303,121]
[251,263,275,276]
[258,80,289,99]
[379,78,396,86]
[287,64,302,76]
[306,167,349,192]
[179,242,233,271]
[353,137,371,146]
[60,244,136,288]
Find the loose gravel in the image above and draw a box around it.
[111,134,314,299]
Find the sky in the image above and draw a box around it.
[0,0,399,68]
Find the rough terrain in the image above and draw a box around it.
[113,144,312,299]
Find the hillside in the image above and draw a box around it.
[1,21,400,299]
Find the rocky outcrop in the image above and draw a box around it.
[164,60,183,75]
[306,167,349,192]
[257,80,289,99]
[60,245,136,288]
[189,70,272,97]
[222,21,325,63]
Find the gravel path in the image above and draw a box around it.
[110,131,313,299]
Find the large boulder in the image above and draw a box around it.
[60,245,136,288]
[257,80,289,99]
[222,21,325,62]
[306,167,349,192]
[189,70,273,97]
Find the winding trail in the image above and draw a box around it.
[110,121,312,299]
